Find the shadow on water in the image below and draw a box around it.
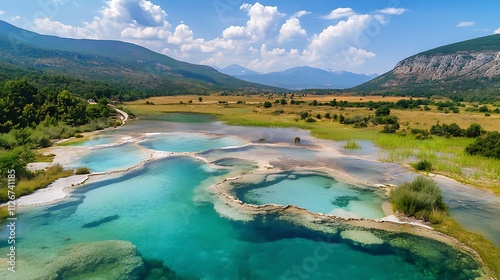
[82,215,120,228]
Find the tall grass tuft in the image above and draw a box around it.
[389,176,447,224]
[0,164,74,202]
[343,139,361,150]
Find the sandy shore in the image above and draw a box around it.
[15,175,89,207]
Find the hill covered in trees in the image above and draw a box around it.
[0,20,282,98]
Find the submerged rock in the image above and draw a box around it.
[340,230,384,245]
[0,240,145,279]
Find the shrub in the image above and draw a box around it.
[389,176,447,223]
[294,137,301,144]
[75,167,91,175]
[479,105,489,113]
[343,115,367,127]
[413,159,433,171]
[263,101,272,108]
[464,123,483,138]
[381,123,400,133]
[466,132,500,159]
[305,117,316,123]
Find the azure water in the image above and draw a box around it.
[0,114,491,279]
[5,157,480,279]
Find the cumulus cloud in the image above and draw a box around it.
[309,14,372,55]
[19,1,409,73]
[376,8,408,15]
[223,2,283,41]
[33,18,96,39]
[85,0,170,40]
[495,27,500,34]
[278,17,307,43]
[0,10,5,16]
[321,8,356,20]
[167,24,193,44]
[456,21,476,27]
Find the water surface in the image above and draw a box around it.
[2,157,480,279]
[235,172,385,219]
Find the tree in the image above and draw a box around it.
[465,123,484,138]
[263,101,272,108]
[294,137,301,144]
[198,97,203,102]
[375,105,391,116]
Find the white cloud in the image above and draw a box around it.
[495,27,500,34]
[456,21,476,27]
[85,0,170,40]
[223,2,283,41]
[0,10,5,16]
[338,47,376,67]
[17,1,409,74]
[167,24,193,44]
[222,26,251,40]
[322,8,356,20]
[278,17,306,43]
[33,18,96,39]
[294,10,311,18]
[309,14,372,55]
[121,25,169,40]
[376,8,408,15]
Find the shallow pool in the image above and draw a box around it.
[140,132,246,152]
[235,172,386,219]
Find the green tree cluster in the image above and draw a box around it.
[0,80,111,132]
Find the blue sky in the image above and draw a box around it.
[1,0,499,74]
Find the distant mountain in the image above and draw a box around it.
[226,66,375,90]
[0,20,281,96]
[355,34,500,99]
[217,64,260,76]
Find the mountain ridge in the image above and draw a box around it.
[0,20,282,95]
[218,65,375,90]
[355,34,500,99]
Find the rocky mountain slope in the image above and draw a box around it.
[355,34,500,98]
